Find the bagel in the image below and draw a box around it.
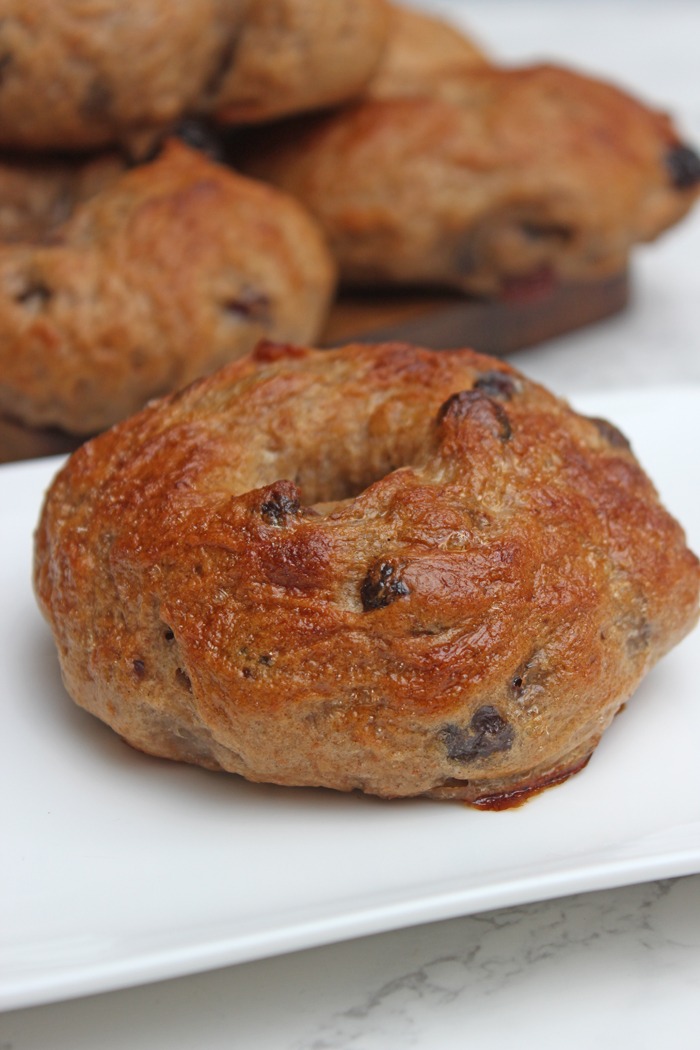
[0,0,389,152]
[211,0,391,126]
[0,0,245,151]
[0,139,335,434]
[34,341,700,806]
[233,63,700,295]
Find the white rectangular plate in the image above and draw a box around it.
[2,385,699,1011]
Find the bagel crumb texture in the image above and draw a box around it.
[34,341,700,805]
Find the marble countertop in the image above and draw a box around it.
[3,876,699,1049]
[3,2,700,1046]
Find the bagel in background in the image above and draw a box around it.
[2,1,700,460]
[0,0,245,152]
[0,0,390,153]
[0,140,336,434]
[34,340,700,805]
[232,61,700,296]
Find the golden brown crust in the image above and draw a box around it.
[0,141,336,434]
[34,341,700,804]
[235,64,700,295]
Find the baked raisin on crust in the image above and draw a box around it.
[0,141,335,434]
[34,341,700,805]
[234,63,700,295]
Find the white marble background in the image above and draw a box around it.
[3,2,700,1046]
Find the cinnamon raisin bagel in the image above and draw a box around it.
[34,341,700,805]
[0,0,389,153]
[0,140,335,435]
[0,0,246,152]
[234,64,700,295]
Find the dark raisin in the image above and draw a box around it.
[438,389,511,441]
[473,371,521,401]
[440,706,514,763]
[224,287,271,323]
[132,659,146,678]
[589,416,631,450]
[173,118,223,161]
[261,488,300,526]
[258,653,273,666]
[361,561,409,611]
[666,143,700,190]
[163,627,175,642]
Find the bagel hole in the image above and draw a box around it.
[258,385,434,508]
[293,434,428,508]
[300,459,410,510]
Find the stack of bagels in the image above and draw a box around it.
[1,0,699,445]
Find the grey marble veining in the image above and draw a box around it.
[292,878,700,1050]
[4,876,700,1049]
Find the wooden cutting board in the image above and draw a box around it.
[0,271,629,464]
[322,271,629,352]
